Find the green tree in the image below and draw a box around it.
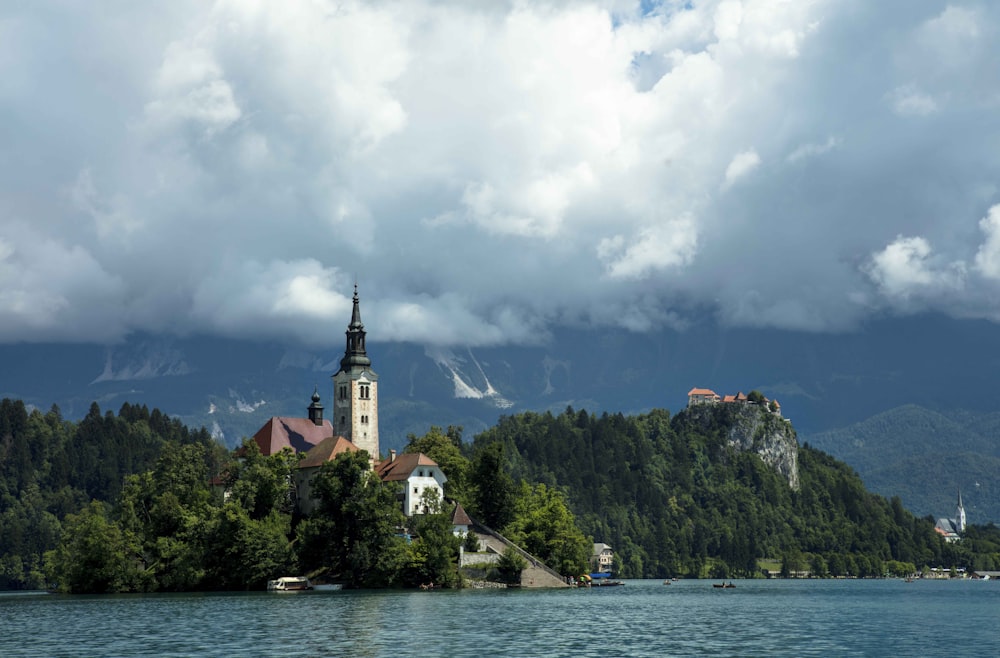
[297,451,407,587]
[405,507,461,588]
[45,501,148,593]
[469,442,517,531]
[204,504,296,590]
[463,529,481,554]
[495,545,527,585]
[503,482,590,576]
[115,442,217,591]
[226,441,300,520]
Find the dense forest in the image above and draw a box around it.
[465,404,1000,578]
[0,399,224,589]
[0,398,579,592]
[2,397,999,592]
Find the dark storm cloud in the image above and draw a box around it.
[2,0,999,348]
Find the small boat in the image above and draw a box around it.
[712,582,736,589]
[663,579,671,585]
[267,576,313,592]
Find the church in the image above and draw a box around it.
[934,490,966,543]
[247,286,447,517]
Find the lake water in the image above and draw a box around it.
[3,579,999,657]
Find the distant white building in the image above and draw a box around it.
[591,543,614,573]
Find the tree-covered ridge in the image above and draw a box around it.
[470,405,998,578]
[0,399,224,589]
[4,397,1000,591]
[1,397,581,593]
[804,404,1000,522]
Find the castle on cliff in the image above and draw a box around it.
[687,387,782,417]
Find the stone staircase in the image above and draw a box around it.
[471,520,568,589]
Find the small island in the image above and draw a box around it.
[2,291,999,594]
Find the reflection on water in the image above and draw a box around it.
[3,580,1000,657]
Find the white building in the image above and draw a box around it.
[376,451,448,516]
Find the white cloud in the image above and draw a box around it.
[787,136,841,163]
[145,42,242,133]
[974,204,1000,279]
[598,214,699,279]
[723,149,761,187]
[866,235,965,304]
[886,85,938,117]
[4,0,1000,347]
[0,223,127,342]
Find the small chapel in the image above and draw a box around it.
[247,286,447,518]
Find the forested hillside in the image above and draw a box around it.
[3,397,1000,591]
[470,404,999,578]
[0,399,223,589]
[804,405,1000,522]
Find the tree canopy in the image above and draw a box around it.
[4,397,999,591]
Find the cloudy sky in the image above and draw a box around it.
[2,0,999,349]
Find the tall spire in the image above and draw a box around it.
[957,487,966,532]
[339,284,372,372]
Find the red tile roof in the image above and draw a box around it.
[298,435,359,469]
[375,452,443,482]
[687,388,717,396]
[251,417,334,456]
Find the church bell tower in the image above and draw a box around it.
[332,285,379,466]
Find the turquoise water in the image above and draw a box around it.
[2,579,999,657]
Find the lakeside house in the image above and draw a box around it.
[591,543,614,574]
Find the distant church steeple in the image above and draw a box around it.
[332,285,379,466]
[957,488,966,533]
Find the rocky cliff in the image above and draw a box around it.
[682,402,800,490]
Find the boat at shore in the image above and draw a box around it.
[590,579,625,587]
[267,577,313,592]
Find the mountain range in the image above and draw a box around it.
[3,313,999,522]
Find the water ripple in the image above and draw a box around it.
[3,580,999,657]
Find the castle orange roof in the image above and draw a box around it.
[687,388,717,396]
